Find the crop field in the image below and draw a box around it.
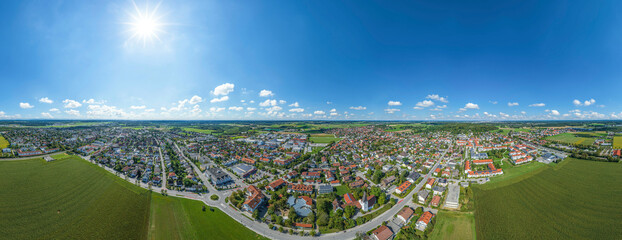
[480,160,548,190]
[429,211,475,240]
[0,156,150,239]
[149,194,267,240]
[0,135,9,149]
[474,158,622,239]
[546,132,596,146]
[613,136,622,149]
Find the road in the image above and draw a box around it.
[155,139,167,189]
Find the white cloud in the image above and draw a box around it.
[82,99,105,104]
[426,94,449,103]
[259,99,278,107]
[521,111,527,115]
[314,110,325,115]
[19,102,34,109]
[330,108,337,112]
[330,112,338,116]
[507,102,519,107]
[41,112,53,118]
[384,108,400,114]
[388,101,402,106]
[49,108,60,112]
[326,101,332,105]
[145,109,155,112]
[189,95,203,104]
[279,100,287,105]
[209,107,225,112]
[246,107,257,111]
[130,105,146,110]
[416,100,435,108]
[573,98,596,106]
[349,106,366,110]
[259,89,274,97]
[39,97,53,104]
[288,102,300,107]
[550,110,560,116]
[266,106,282,112]
[464,103,479,109]
[213,83,235,96]
[191,105,201,115]
[63,99,82,108]
[86,105,128,118]
[229,106,243,111]
[65,109,80,116]
[489,101,498,104]
[210,96,229,103]
[289,108,304,113]
[529,103,546,107]
[500,112,510,118]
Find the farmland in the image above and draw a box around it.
[0,135,9,149]
[546,132,596,146]
[149,194,267,240]
[429,211,475,240]
[480,160,548,190]
[613,136,622,149]
[0,156,150,239]
[474,158,622,239]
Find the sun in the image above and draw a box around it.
[124,1,166,47]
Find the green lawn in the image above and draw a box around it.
[149,194,267,240]
[0,156,268,240]
[334,185,351,196]
[309,136,342,144]
[429,211,476,240]
[613,136,622,149]
[479,160,548,190]
[0,135,9,149]
[0,156,151,239]
[474,158,622,239]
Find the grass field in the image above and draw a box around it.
[613,136,622,149]
[0,156,150,239]
[546,132,596,146]
[149,194,267,240]
[480,160,548,190]
[309,136,341,144]
[181,127,214,134]
[0,156,268,240]
[0,135,9,149]
[334,185,351,195]
[474,158,622,239]
[429,211,475,240]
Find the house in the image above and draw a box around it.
[242,185,265,212]
[349,179,366,189]
[241,157,256,165]
[302,171,321,179]
[432,186,446,195]
[425,178,435,189]
[395,181,412,194]
[381,175,397,186]
[288,183,313,194]
[332,199,343,212]
[415,211,435,231]
[359,191,376,212]
[231,164,256,178]
[287,195,313,217]
[418,190,429,204]
[431,195,441,207]
[2,148,11,153]
[318,184,333,194]
[407,172,421,183]
[267,178,287,191]
[371,225,394,240]
[294,222,313,229]
[397,207,414,223]
[274,158,292,166]
[437,178,448,187]
[206,167,232,186]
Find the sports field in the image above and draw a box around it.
[429,211,475,240]
[0,156,267,240]
[613,136,622,149]
[149,194,267,240]
[0,135,9,149]
[309,135,341,143]
[474,158,622,239]
[0,156,151,239]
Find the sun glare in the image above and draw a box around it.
[125,1,166,47]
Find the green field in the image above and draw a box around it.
[181,127,214,134]
[0,135,9,149]
[334,185,351,196]
[546,132,596,146]
[613,136,622,149]
[0,156,150,239]
[149,194,267,240]
[429,211,476,240]
[474,158,622,239]
[0,156,267,240]
[309,136,342,144]
[480,160,548,190]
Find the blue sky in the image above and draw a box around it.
[1,0,621,120]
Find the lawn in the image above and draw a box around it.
[0,156,151,239]
[149,194,267,240]
[429,211,475,240]
[613,136,622,149]
[0,135,9,149]
[479,160,548,190]
[309,136,342,144]
[474,158,622,239]
[334,185,351,196]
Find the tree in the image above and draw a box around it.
[310,229,316,237]
[344,206,356,218]
[288,207,298,222]
[252,210,259,220]
[317,212,329,226]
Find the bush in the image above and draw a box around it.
[210,194,219,201]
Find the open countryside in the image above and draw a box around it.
[474,158,622,239]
